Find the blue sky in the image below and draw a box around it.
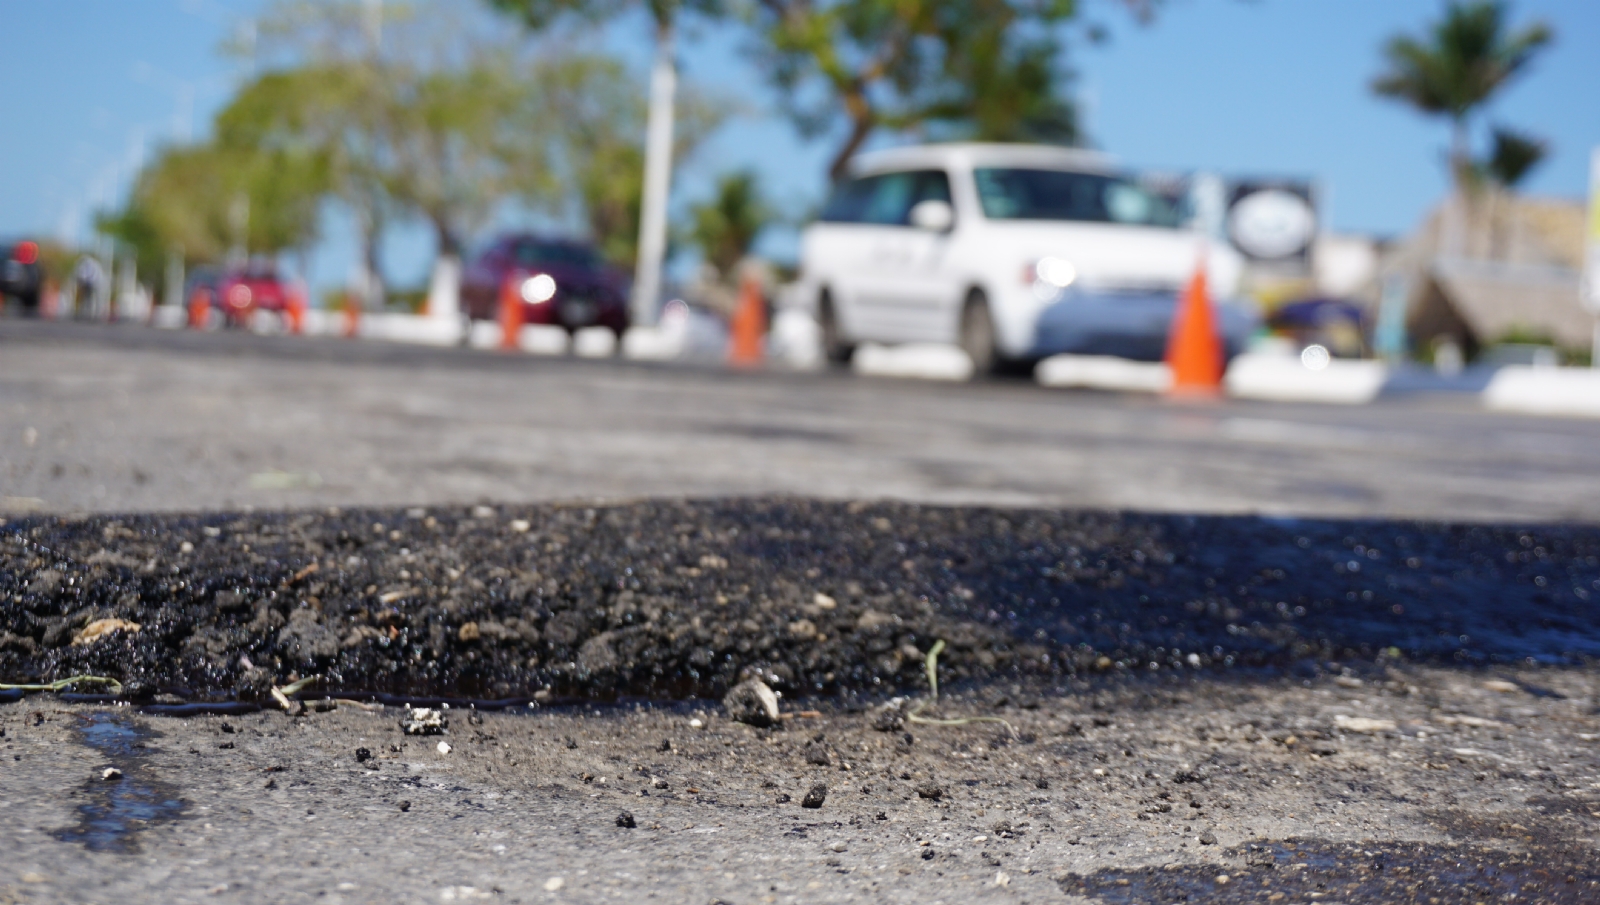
[1,0,1595,291]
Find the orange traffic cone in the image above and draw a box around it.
[498,273,524,351]
[285,283,307,336]
[728,274,766,367]
[1164,260,1224,396]
[187,291,209,330]
[343,291,361,338]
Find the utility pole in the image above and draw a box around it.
[631,21,676,328]
[1584,147,1600,367]
[363,0,383,51]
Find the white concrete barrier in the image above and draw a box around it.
[1484,366,1600,418]
[466,319,502,349]
[1224,353,1388,405]
[301,309,344,337]
[769,309,824,370]
[1036,354,1172,393]
[852,343,974,382]
[572,326,617,358]
[151,305,187,330]
[621,324,684,361]
[362,312,464,346]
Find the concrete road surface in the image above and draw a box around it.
[4,320,1598,522]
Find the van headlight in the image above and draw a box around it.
[520,274,557,303]
[1024,257,1076,301]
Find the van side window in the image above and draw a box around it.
[819,176,880,223]
[819,170,952,226]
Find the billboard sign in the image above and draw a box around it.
[1226,180,1317,270]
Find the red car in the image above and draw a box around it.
[189,261,294,328]
[461,235,630,337]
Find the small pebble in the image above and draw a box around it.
[616,811,637,828]
[398,800,411,812]
[436,741,451,754]
[829,841,847,853]
[102,768,122,781]
[1199,832,1217,845]
[801,783,828,809]
[689,718,704,729]
[543,878,564,892]
[1215,874,1230,885]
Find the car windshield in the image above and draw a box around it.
[972,168,1182,228]
[515,241,599,269]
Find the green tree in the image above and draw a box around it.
[250,0,561,269]
[486,0,721,33]
[750,0,1120,179]
[531,53,727,268]
[1371,1,1553,186]
[1483,126,1546,188]
[98,138,328,299]
[214,62,395,298]
[690,171,772,276]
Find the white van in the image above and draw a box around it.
[797,143,1256,372]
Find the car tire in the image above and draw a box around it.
[959,290,999,376]
[819,290,854,365]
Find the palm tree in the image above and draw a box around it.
[690,172,773,280]
[1372,1,1552,187]
[1483,126,1547,189]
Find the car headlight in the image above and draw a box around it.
[520,274,557,303]
[1024,257,1076,301]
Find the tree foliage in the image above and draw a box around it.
[690,171,773,276]
[98,136,329,296]
[1483,126,1546,189]
[1372,1,1552,185]
[750,0,1112,178]
[486,0,722,34]
[485,1,731,268]
[246,0,562,259]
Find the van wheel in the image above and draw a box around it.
[959,291,998,376]
[819,291,854,365]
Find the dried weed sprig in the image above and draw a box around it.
[905,640,1014,736]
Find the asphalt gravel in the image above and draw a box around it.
[4,499,1598,706]
[3,664,1597,904]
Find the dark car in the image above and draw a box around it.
[461,235,630,337]
[1268,297,1367,358]
[2,240,43,313]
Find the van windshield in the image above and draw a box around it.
[973,168,1182,228]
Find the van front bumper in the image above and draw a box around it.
[1031,288,1257,362]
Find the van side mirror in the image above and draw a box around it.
[909,199,954,232]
